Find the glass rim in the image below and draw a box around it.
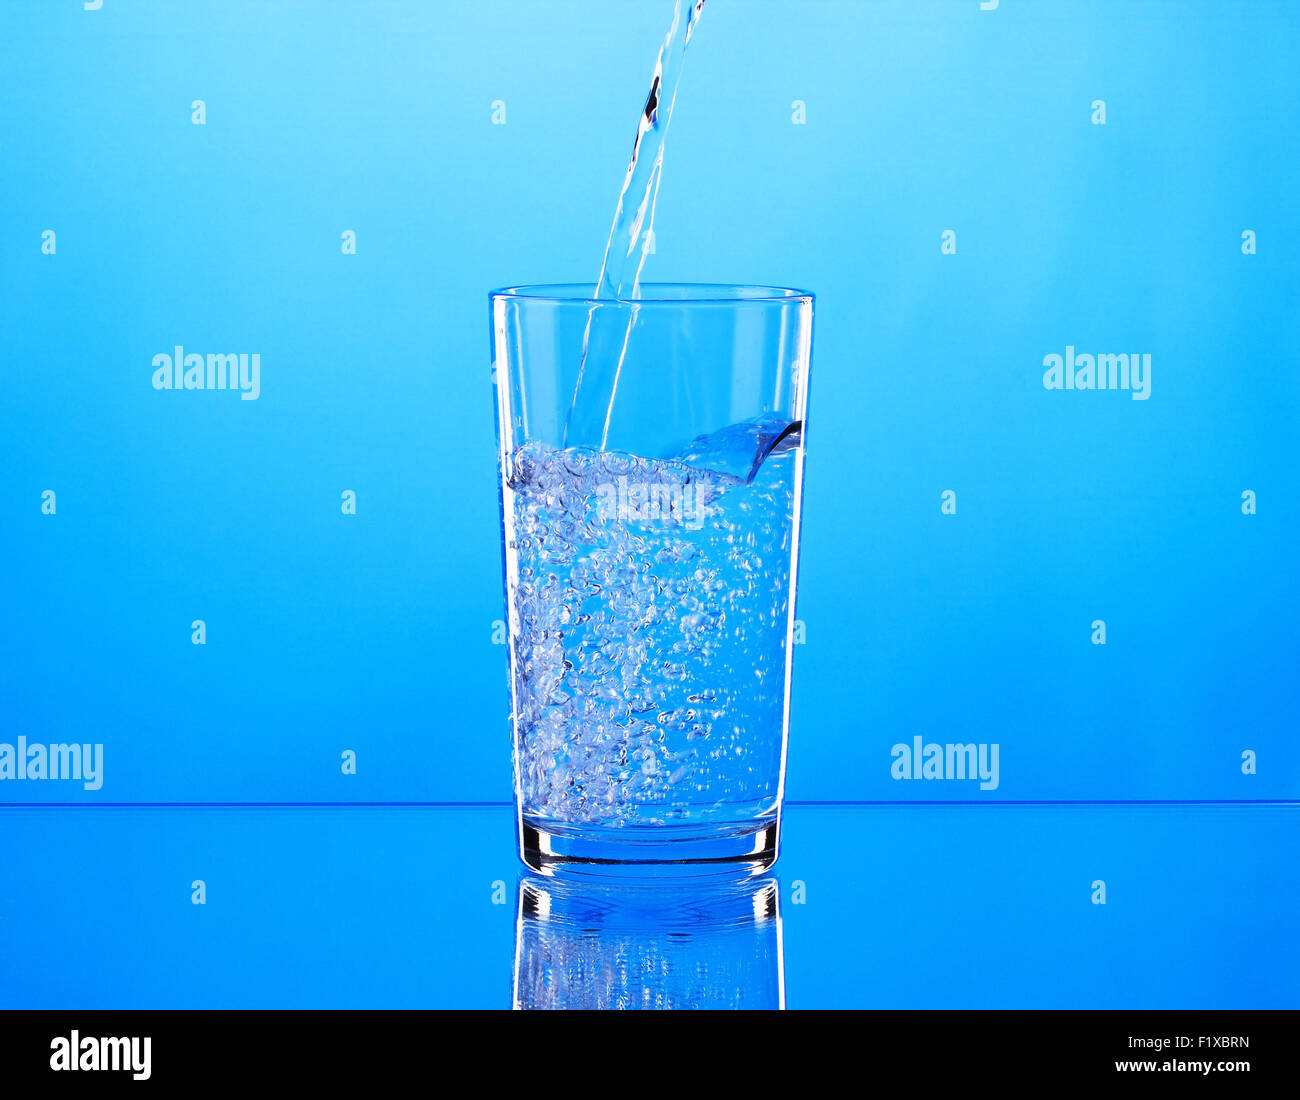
[489,282,815,306]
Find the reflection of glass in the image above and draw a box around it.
[512,873,784,1010]
[492,284,814,875]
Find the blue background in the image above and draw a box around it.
[2,0,1297,804]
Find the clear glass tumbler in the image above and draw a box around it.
[491,283,813,875]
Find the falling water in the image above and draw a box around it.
[563,0,707,450]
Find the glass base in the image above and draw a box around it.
[519,812,780,878]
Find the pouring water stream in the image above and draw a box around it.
[563,0,707,451]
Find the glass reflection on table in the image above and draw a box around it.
[512,873,784,1010]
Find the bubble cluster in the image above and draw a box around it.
[505,424,799,828]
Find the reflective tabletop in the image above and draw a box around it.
[1,804,1294,1008]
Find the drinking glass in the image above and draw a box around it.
[491,283,813,874]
